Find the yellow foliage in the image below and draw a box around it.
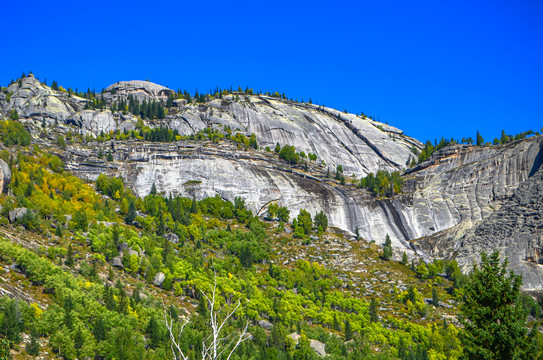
[30,303,43,319]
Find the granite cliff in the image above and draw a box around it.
[1,76,542,288]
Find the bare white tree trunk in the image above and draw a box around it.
[164,277,249,360]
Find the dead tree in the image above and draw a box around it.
[164,277,249,360]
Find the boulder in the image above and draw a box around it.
[154,272,165,287]
[0,159,11,194]
[111,256,124,269]
[257,320,273,330]
[8,208,27,223]
[310,340,326,357]
[288,333,301,344]
[164,233,179,244]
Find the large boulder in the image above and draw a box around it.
[257,320,273,330]
[164,233,179,244]
[8,208,27,223]
[310,340,326,357]
[153,272,165,287]
[0,159,11,194]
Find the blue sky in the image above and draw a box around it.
[1,0,541,143]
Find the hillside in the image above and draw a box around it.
[0,73,541,358]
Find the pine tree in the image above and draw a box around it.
[93,316,107,341]
[382,234,393,260]
[74,326,84,358]
[125,198,136,224]
[55,224,63,238]
[401,251,408,265]
[26,327,40,356]
[369,297,379,323]
[459,251,535,360]
[333,313,341,331]
[476,130,484,146]
[65,244,74,267]
[146,316,162,349]
[1,299,22,343]
[150,182,157,196]
[344,319,353,341]
[432,287,440,307]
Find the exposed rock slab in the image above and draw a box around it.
[0,159,11,194]
[454,164,543,290]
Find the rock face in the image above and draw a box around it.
[454,164,543,290]
[70,110,117,137]
[163,95,422,177]
[64,136,543,261]
[3,76,543,289]
[0,159,11,194]
[6,74,84,122]
[105,80,175,103]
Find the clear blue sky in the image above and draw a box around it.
[1,0,542,143]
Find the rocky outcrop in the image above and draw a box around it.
[63,136,543,259]
[310,339,326,357]
[0,159,11,194]
[4,76,543,289]
[70,110,117,137]
[8,208,28,223]
[153,272,165,287]
[105,80,174,103]
[5,74,84,122]
[257,320,273,330]
[453,164,543,290]
[164,95,422,177]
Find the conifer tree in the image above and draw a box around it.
[344,319,353,341]
[125,198,137,224]
[460,251,535,360]
[476,130,484,146]
[369,297,379,323]
[382,234,393,260]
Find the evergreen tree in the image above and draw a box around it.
[382,234,393,260]
[401,251,408,265]
[74,326,84,358]
[26,327,40,356]
[459,251,534,360]
[65,244,75,267]
[313,211,328,232]
[190,196,198,214]
[476,130,484,146]
[333,313,341,331]
[55,224,63,238]
[344,318,353,341]
[0,299,22,343]
[432,287,440,307]
[125,198,137,224]
[150,182,157,196]
[369,297,379,323]
[146,316,162,349]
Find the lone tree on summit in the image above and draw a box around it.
[459,250,535,360]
